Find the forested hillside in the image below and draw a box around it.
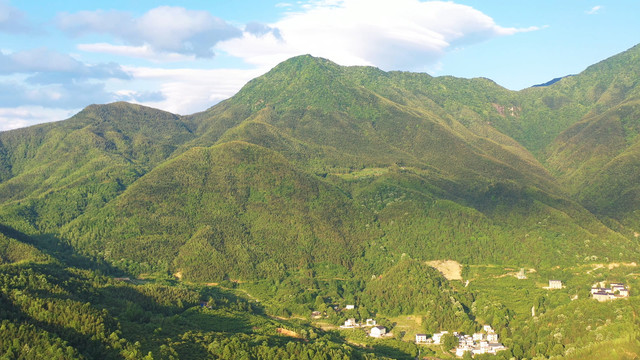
[3,50,638,278]
[2,44,640,359]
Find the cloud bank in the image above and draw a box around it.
[0,48,131,109]
[219,0,538,70]
[2,1,538,131]
[0,0,36,34]
[57,6,242,59]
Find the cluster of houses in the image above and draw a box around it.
[416,325,507,357]
[340,318,387,337]
[591,282,630,302]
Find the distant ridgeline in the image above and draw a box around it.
[531,75,574,87]
[2,45,640,280]
[2,43,640,360]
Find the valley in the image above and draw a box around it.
[2,44,640,359]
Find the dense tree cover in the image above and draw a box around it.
[2,43,640,359]
[1,47,640,279]
[0,233,48,265]
[0,260,399,359]
[61,141,373,279]
[361,258,474,332]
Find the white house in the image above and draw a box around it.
[370,326,386,338]
[365,318,377,326]
[593,291,614,302]
[592,283,630,301]
[342,318,357,328]
[487,332,499,342]
[473,332,485,341]
[456,345,474,357]
[415,334,428,343]
[345,304,355,310]
[483,325,493,332]
[549,280,563,289]
[432,331,449,344]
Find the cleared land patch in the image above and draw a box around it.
[426,260,462,280]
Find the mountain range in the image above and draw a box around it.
[1,44,640,281]
[3,43,640,360]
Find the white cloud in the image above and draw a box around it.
[77,43,197,62]
[0,106,77,131]
[122,66,266,114]
[0,1,36,34]
[587,5,602,15]
[218,0,538,71]
[0,48,130,81]
[0,48,133,111]
[3,1,542,130]
[0,79,120,108]
[57,6,242,58]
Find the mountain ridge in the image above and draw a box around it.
[1,45,640,278]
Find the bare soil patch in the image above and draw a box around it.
[426,260,462,280]
[277,328,301,338]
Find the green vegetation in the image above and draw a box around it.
[2,45,640,358]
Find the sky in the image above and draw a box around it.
[1,0,639,131]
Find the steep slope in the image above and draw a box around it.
[192,55,558,198]
[0,102,195,234]
[63,141,373,280]
[542,45,640,228]
[0,231,48,265]
[3,50,640,279]
[55,55,639,277]
[494,44,640,156]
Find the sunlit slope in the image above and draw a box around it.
[62,141,373,280]
[3,48,640,277]
[0,102,195,233]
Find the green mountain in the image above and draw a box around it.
[542,45,640,228]
[3,48,640,279]
[3,44,640,360]
[0,102,195,234]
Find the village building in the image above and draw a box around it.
[549,280,563,289]
[591,283,630,301]
[415,333,428,344]
[345,304,355,310]
[487,332,499,342]
[593,291,613,302]
[365,318,377,326]
[451,330,507,357]
[341,318,358,328]
[432,331,449,344]
[460,334,474,346]
[370,326,386,338]
[456,345,474,357]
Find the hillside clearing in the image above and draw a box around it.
[426,260,462,280]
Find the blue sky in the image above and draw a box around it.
[1,0,639,130]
